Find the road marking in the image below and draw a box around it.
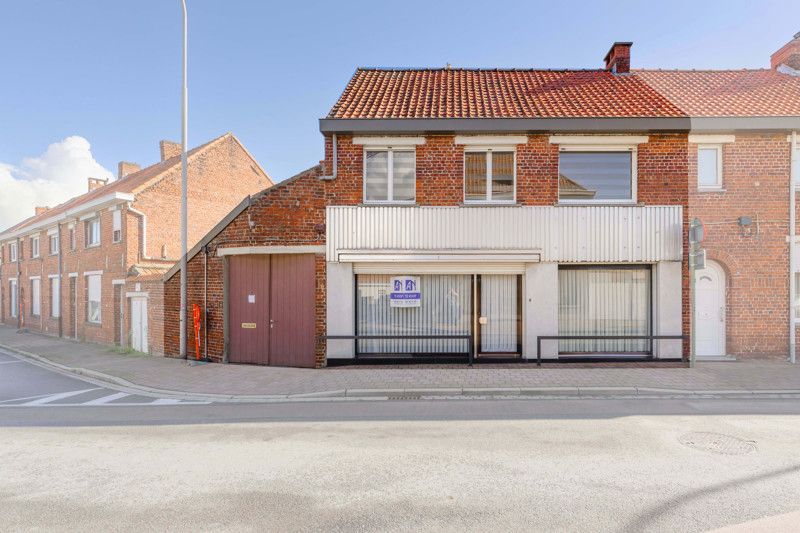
[22,388,100,406]
[82,392,130,405]
[0,360,24,365]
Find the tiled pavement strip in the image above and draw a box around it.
[2,326,800,402]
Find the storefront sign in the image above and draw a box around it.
[390,276,421,308]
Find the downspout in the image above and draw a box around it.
[791,131,798,364]
[203,244,208,360]
[127,205,149,260]
[57,223,62,337]
[16,237,21,330]
[319,133,337,181]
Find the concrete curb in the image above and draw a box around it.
[3,342,800,404]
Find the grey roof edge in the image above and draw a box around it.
[163,163,323,282]
[319,116,800,134]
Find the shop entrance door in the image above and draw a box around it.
[476,274,521,356]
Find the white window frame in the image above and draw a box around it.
[462,146,517,204]
[30,277,41,317]
[112,210,122,243]
[362,146,417,204]
[9,242,17,262]
[86,273,101,324]
[557,145,638,205]
[69,226,76,251]
[697,144,724,191]
[49,233,59,255]
[9,279,18,318]
[85,217,100,248]
[50,275,61,318]
[30,235,39,258]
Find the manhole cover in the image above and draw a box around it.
[678,432,757,455]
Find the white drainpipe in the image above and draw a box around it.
[127,205,149,260]
[791,131,798,364]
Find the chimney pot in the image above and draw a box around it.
[771,31,800,73]
[87,177,108,192]
[604,42,633,74]
[118,161,141,179]
[159,140,182,161]
[35,206,49,216]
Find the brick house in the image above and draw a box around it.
[0,133,272,354]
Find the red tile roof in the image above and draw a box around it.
[328,67,800,120]
[635,69,800,116]
[328,68,686,119]
[1,133,233,236]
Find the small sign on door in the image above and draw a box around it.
[241,322,257,329]
[248,294,256,304]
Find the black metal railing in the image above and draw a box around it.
[324,334,474,366]
[535,335,687,366]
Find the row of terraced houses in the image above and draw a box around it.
[3,35,800,368]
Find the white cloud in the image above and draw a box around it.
[0,136,114,231]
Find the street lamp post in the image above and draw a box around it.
[179,0,188,359]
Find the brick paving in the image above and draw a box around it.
[2,326,799,397]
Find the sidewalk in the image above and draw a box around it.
[2,325,800,401]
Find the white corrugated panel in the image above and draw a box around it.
[327,205,683,263]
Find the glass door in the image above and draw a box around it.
[477,274,522,355]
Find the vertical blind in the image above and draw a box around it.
[558,267,651,353]
[87,274,101,323]
[480,274,518,352]
[50,277,60,318]
[357,274,471,354]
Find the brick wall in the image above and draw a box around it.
[688,134,792,359]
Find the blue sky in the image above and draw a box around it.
[0,0,798,227]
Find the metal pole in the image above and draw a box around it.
[179,0,188,359]
[690,243,696,368]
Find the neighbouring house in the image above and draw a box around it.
[163,35,800,368]
[0,133,272,354]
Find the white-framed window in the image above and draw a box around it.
[9,242,17,262]
[50,277,60,318]
[69,226,76,251]
[363,148,416,203]
[9,279,18,318]
[697,144,723,190]
[558,147,637,203]
[30,278,40,317]
[86,274,101,324]
[49,234,59,255]
[112,210,122,243]
[30,236,39,258]
[85,217,100,247]
[464,148,516,203]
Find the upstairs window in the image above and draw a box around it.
[30,236,40,258]
[112,210,122,243]
[698,145,723,190]
[364,149,415,203]
[69,227,76,251]
[85,217,100,248]
[9,242,17,262]
[558,151,635,203]
[464,150,515,203]
[49,234,59,255]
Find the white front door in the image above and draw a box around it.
[130,297,148,353]
[479,274,519,353]
[694,260,726,358]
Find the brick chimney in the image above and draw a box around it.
[159,140,182,161]
[35,206,49,216]
[604,42,633,74]
[771,31,800,73]
[87,177,108,192]
[118,161,141,179]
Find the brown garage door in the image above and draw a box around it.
[228,255,270,364]
[227,254,316,367]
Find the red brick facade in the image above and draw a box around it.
[163,133,692,366]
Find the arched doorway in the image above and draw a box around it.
[694,260,727,358]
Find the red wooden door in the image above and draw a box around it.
[228,255,271,364]
[268,254,317,368]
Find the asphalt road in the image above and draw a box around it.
[2,348,800,531]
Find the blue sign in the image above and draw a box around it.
[390,276,421,308]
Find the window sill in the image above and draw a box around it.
[361,202,418,207]
[85,321,102,327]
[555,201,641,207]
[85,243,100,249]
[460,202,520,207]
[697,187,726,193]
